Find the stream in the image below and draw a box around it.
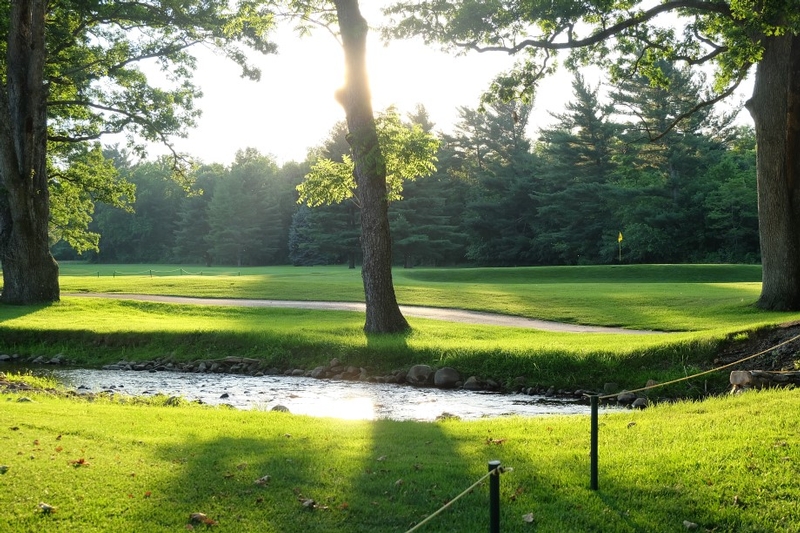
[21,367,600,422]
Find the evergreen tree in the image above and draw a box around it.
[173,164,225,265]
[205,149,279,266]
[91,158,183,262]
[533,74,620,264]
[702,127,759,262]
[452,102,539,266]
[610,62,730,263]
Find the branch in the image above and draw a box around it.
[46,100,181,151]
[637,34,727,66]
[49,39,200,80]
[48,131,119,143]
[627,68,749,143]
[462,0,732,54]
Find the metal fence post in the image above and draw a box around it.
[590,395,599,490]
[489,460,501,533]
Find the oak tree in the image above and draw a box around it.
[0,0,277,303]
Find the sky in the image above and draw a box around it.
[152,10,574,167]
[153,5,754,168]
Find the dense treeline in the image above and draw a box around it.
[54,69,758,267]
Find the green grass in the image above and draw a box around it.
[55,263,776,331]
[2,263,797,392]
[0,297,709,391]
[1,387,797,532]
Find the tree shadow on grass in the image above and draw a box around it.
[0,302,55,323]
[134,412,506,532]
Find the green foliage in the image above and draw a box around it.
[383,0,796,111]
[2,0,280,263]
[297,107,439,207]
[49,144,135,254]
[89,158,185,262]
[206,149,281,266]
[450,101,540,265]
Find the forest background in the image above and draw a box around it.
[55,63,758,270]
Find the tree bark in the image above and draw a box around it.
[0,0,60,304]
[333,0,410,333]
[745,34,800,311]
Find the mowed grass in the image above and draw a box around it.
[1,263,797,391]
[0,297,705,391]
[57,263,775,331]
[1,265,799,532]
[1,388,798,532]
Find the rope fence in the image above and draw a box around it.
[588,332,800,491]
[597,331,800,401]
[59,268,243,277]
[404,461,512,533]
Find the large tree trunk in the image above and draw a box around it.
[333,0,409,333]
[745,34,800,310]
[0,0,60,305]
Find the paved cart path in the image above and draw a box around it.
[67,292,662,334]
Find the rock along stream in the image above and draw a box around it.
[34,368,602,422]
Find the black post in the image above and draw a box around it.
[590,395,599,491]
[489,460,501,533]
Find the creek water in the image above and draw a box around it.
[25,367,597,422]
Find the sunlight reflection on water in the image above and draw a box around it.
[37,368,600,422]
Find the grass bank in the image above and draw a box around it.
[2,264,798,392]
[1,385,797,532]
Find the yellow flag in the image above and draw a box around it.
[618,232,623,243]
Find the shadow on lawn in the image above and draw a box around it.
[132,410,779,533]
[0,302,55,323]
[139,416,511,532]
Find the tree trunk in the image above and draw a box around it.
[333,0,410,333]
[746,34,800,311]
[0,0,60,305]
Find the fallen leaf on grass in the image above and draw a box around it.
[300,498,316,509]
[339,502,349,510]
[54,446,63,453]
[189,512,218,526]
[486,438,507,445]
[38,502,56,514]
[69,458,90,467]
[295,489,329,511]
[223,472,235,479]
[254,475,271,486]
[236,462,248,470]
[522,513,535,523]
[144,491,152,498]
[377,455,387,461]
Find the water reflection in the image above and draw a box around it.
[34,368,597,422]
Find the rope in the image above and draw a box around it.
[404,466,512,533]
[597,332,800,400]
